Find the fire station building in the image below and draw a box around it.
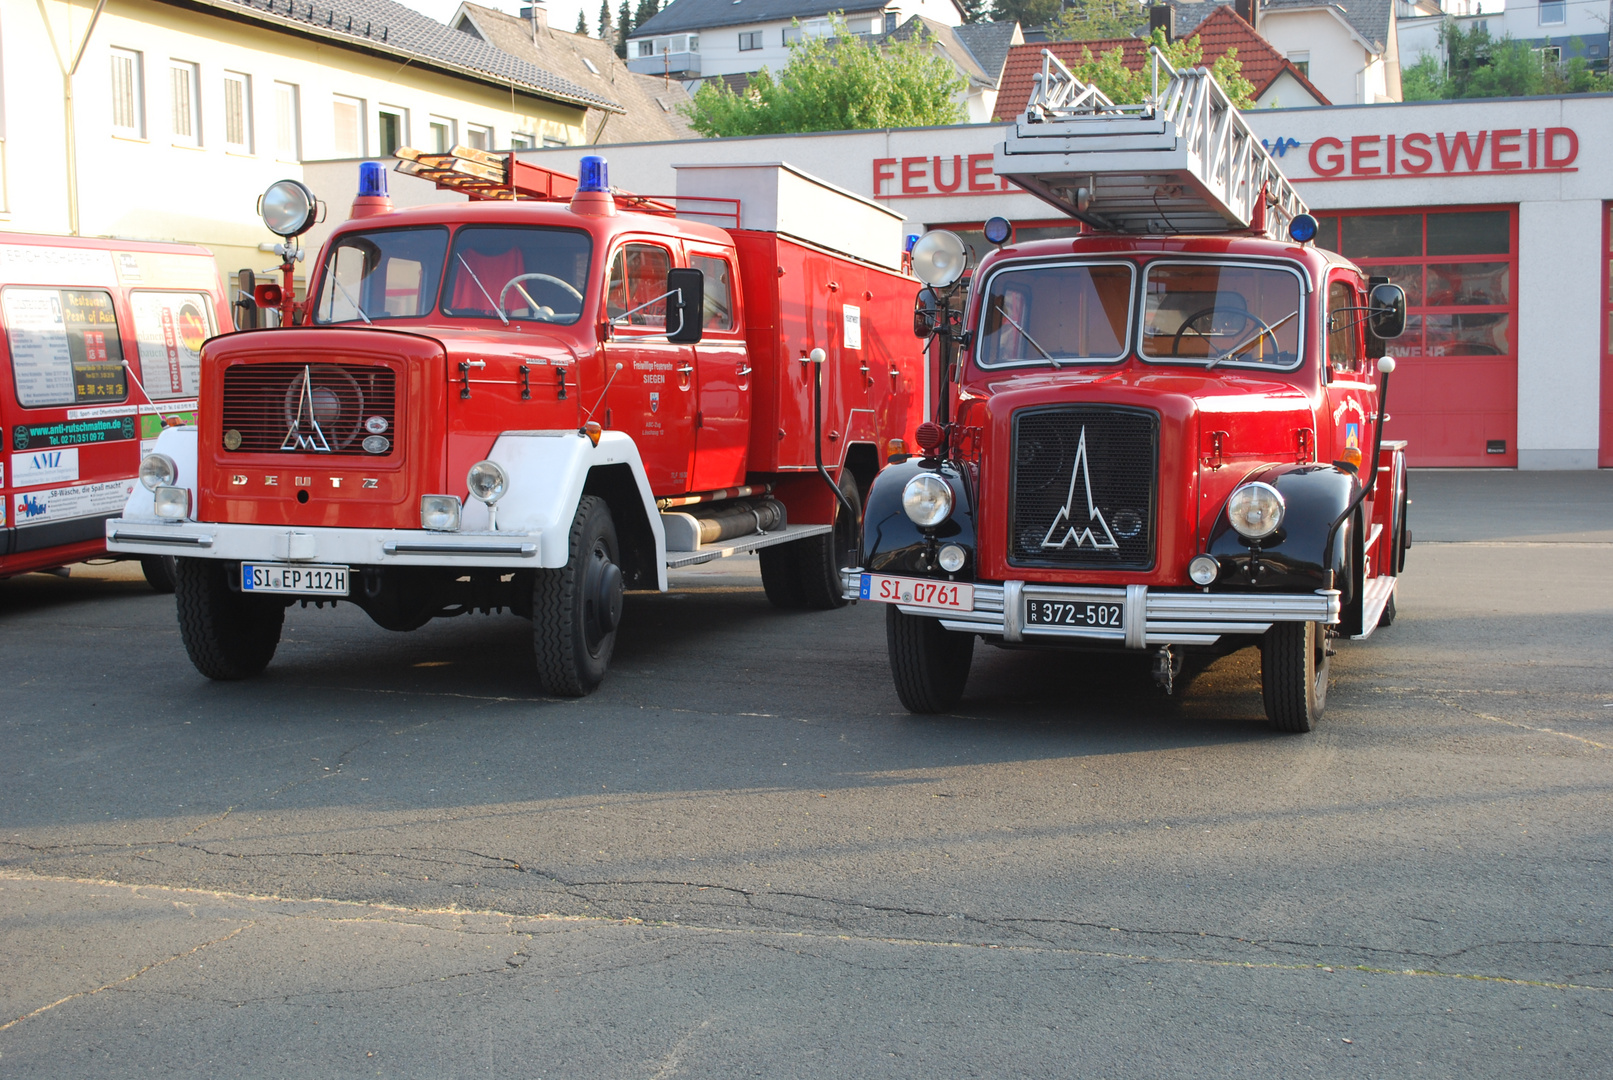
[306,92,1613,469]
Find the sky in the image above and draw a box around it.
[393,0,603,38]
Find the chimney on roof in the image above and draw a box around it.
[521,3,548,35]
[1149,4,1174,41]
[1233,0,1260,30]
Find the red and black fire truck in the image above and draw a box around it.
[849,51,1411,732]
[108,150,924,695]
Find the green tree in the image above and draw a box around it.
[634,0,660,30]
[989,0,1064,30]
[1402,22,1611,99]
[1047,0,1146,42]
[1065,28,1255,107]
[686,18,965,136]
[615,0,632,57]
[958,0,990,22]
[576,10,590,35]
[598,0,613,40]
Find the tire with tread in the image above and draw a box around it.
[1261,620,1329,733]
[173,557,284,680]
[533,496,622,697]
[760,471,860,611]
[141,554,177,594]
[886,605,974,714]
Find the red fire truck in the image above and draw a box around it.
[107,151,924,694]
[849,52,1410,732]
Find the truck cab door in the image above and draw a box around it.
[1323,273,1377,487]
[686,249,750,491]
[601,241,696,494]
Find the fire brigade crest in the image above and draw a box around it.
[1040,426,1119,551]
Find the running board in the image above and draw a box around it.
[664,523,832,568]
[1351,574,1397,640]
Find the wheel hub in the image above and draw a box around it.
[581,543,623,650]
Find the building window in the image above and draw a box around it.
[428,116,454,153]
[510,133,534,150]
[637,39,654,57]
[884,11,897,33]
[783,26,800,44]
[275,82,300,161]
[169,61,200,146]
[688,35,699,51]
[110,48,144,137]
[1288,51,1310,78]
[543,134,568,147]
[223,71,252,152]
[1539,0,1566,24]
[465,124,492,151]
[333,94,364,157]
[738,30,761,50]
[378,106,406,156]
[1536,45,1562,64]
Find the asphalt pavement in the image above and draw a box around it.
[1,469,1609,1079]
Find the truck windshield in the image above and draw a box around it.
[441,226,593,325]
[1140,262,1304,369]
[976,262,1133,368]
[313,227,448,324]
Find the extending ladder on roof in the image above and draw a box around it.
[995,48,1306,238]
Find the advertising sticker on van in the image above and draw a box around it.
[12,415,137,449]
[2,287,127,406]
[11,447,79,486]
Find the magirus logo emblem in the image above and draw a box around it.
[281,366,332,452]
[1041,426,1119,551]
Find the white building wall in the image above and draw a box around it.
[1259,11,1386,103]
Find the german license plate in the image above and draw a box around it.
[1026,598,1123,629]
[859,573,974,613]
[241,563,349,596]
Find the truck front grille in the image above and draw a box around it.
[220,363,397,455]
[1009,405,1158,570]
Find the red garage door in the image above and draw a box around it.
[1317,207,1518,467]
[1602,203,1612,468]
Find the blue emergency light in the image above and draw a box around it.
[1288,213,1318,244]
[358,161,388,198]
[578,156,610,193]
[983,216,1014,245]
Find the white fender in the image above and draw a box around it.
[462,429,667,590]
[120,426,198,519]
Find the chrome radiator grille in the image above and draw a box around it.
[1009,405,1158,569]
[221,363,397,455]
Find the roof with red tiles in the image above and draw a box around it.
[991,6,1328,122]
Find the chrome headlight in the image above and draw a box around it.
[466,460,508,504]
[1188,553,1219,586]
[902,473,954,528]
[152,485,190,521]
[421,495,462,532]
[139,453,178,491]
[1227,482,1285,541]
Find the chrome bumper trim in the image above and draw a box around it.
[107,528,215,548]
[844,568,1341,648]
[382,541,537,557]
[107,517,543,567]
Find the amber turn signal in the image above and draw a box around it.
[1340,445,1363,470]
[583,421,603,447]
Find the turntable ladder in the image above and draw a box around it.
[995,48,1305,238]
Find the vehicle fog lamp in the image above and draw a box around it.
[902,473,954,528]
[938,544,967,573]
[139,453,178,491]
[1227,482,1285,541]
[421,494,462,532]
[152,485,190,521]
[259,179,319,238]
[1188,554,1219,586]
[466,460,508,505]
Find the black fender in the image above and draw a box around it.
[860,458,978,579]
[1207,463,1362,612]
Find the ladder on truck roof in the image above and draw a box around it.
[995,48,1306,239]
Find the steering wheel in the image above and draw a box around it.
[1171,306,1280,362]
[499,273,584,321]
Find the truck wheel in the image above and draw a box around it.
[886,606,974,714]
[173,558,284,680]
[533,496,622,697]
[141,554,177,594]
[759,472,860,611]
[1261,620,1329,733]
[1378,592,1396,628]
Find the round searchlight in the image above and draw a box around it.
[259,179,319,238]
[466,460,509,504]
[910,230,967,288]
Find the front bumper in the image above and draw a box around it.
[107,516,541,568]
[843,569,1340,648]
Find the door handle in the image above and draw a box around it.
[676,364,694,375]
[737,364,753,376]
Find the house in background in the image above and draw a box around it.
[1399,0,1612,73]
[877,16,1024,123]
[5,0,622,274]
[449,2,697,143]
[992,4,1330,121]
[624,0,967,81]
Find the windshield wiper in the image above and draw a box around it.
[331,278,372,325]
[457,254,509,327]
[1207,309,1298,369]
[996,304,1062,368]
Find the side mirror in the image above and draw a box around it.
[1367,282,1406,341]
[913,287,940,338]
[666,267,704,344]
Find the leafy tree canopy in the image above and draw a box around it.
[988,0,1063,30]
[685,18,965,136]
[1402,21,1611,99]
[1047,0,1147,42]
[958,0,991,23]
[1064,28,1255,108]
